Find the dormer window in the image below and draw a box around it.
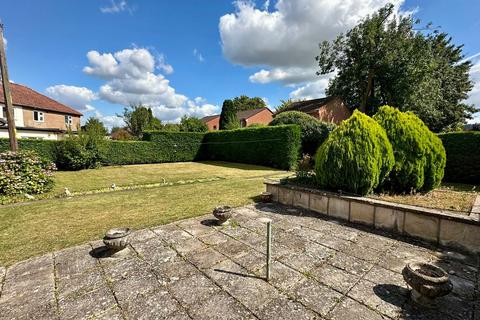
[65,115,72,126]
[33,110,44,122]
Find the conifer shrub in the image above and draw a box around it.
[373,106,446,192]
[315,110,394,195]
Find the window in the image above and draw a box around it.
[33,110,44,122]
[65,115,72,126]
[213,125,217,130]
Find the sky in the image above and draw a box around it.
[1,0,479,128]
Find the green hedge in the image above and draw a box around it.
[0,125,300,170]
[103,132,206,165]
[203,125,300,170]
[439,132,480,184]
[0,139,57,163]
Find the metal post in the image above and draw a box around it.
[266,221,272,282]
[0,23,18,152]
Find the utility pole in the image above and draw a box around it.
[0,22,18,152]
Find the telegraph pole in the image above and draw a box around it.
[0,22,18,152]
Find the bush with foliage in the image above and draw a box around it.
[204,125,300,170]
[373,106,446,192]
[55,129,105,171]
[219,99,239,130]
[315,111,394,195]
[0,139,57,163]
[439,131,480,184]
[0,151,56,196]
[111,127,134,140]
[179,116,208,132]
[270,111,335,155]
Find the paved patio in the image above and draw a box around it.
[0,203,478,320]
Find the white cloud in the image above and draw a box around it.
[157,54,174,74]
[289,74,332,100]
[81,47,218,123]
[100,0,135,14]
[193,48,205,62]
[45,85,97,112]
[220,0,405,98]
[93,110,125,129]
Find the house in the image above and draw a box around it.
[0,82,82,140]
[201,107,273,130]
[276,96,351,124]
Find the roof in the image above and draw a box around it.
[277,96,337,114]
[236,107,272,120]
[200,115,220,123]
[0,82,83,116]
[201,107,272,123]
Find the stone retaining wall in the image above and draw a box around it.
[265,181,480,254]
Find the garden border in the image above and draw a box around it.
[265,180,480,253]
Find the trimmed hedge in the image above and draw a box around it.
[315,111,394,195]
[0,139,57,163]
[0,125,300,170]
[104,132,206,165]
[203,125,301,170]
[439,131,480,184]
[373,106,446,192]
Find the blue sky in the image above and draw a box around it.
[1,0,479,127]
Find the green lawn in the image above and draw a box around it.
[0,162,288,266]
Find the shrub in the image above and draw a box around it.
[55,131,105,170]
[0,150,56,196]
[270,111,335,155]
[315,110,394,195]
[439,131,479,184]
[111,128,134,140]
[373,106,446,192]
[203,125,300,170]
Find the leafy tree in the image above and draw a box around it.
[120,104,163,138]
[316,4,475,132]
[231,95,266,112]
[161,123,181,132]
[179,116,208,132]
[274,99,305,114]
[83,117,108,137]
[219,99,239,130]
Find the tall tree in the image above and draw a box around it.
[231,95,266,112]
[219,99,239,130]
[83,117,108,136]
[119,104,162,138]
[316,4,475,132]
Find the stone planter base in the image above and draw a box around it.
[265,181,480,254]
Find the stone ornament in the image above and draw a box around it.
[103,228,132,251]
[213,206,233,225]
[402,261,453,307]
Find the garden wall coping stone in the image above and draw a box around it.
[265,180,480,254]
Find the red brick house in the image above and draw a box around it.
[0,83,82,140]
[201,107,273,130]
[276,96,351,124]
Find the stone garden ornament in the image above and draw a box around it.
[402,261,453,307]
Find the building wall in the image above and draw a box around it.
[314,97,351,124]
[205,117,220,131]
[0,128,61,140]
[0,104,24,127]
[21,107,80,131]
[244,109,273,126]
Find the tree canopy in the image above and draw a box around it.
[231,95,266,112]
[316,4,475,132]
[219,99,239,130]
[119,105,162,138]
[179,116,208,132]
[83,117,108,136]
